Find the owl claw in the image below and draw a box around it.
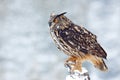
[64,61,76,73]
[64,61,75,67]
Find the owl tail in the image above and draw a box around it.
[93,58,108,71]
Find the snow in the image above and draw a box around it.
[0,0,120,80]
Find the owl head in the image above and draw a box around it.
[49,12,73,31]
[48,12,67,26]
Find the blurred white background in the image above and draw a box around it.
[0,0,120,80]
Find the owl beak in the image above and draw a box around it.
[49,22,52,26]
[49,22,56,30]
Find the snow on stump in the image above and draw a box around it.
[66,66,90,80]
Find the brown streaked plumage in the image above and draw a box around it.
[49,12,108,72]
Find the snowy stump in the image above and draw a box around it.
[65,62,90,80]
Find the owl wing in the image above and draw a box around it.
[58,24,107,59]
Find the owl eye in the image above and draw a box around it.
[53,18,58,23]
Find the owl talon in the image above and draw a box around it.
[64,62,69,68]
[64,61,76,73]
[65,61,75,67]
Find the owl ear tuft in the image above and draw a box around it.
[57,12,67,17]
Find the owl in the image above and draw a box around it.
[48,12,108,72]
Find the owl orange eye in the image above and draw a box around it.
[53,19,58,23]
